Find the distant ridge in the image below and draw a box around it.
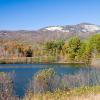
[0,23,100,43]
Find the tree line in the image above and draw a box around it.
[45,34,100,63]
[0,34,100,63]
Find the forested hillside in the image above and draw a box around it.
[0,34,100,64]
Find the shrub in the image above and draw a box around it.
[29,68,61,93]
[0,72,18,100]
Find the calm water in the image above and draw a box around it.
[0,63,99,97]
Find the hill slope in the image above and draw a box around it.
[0,23,100,43]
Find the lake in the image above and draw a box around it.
[0,63,99,97]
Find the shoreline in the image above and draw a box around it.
[0,58,100,67]
[0,61,86,65]
[0,57,86,64]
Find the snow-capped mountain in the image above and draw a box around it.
[41,23,100,33]
[0,23,100,43]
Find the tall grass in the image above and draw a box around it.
[0,68,100,100]
[0,72,19,100]
[24,68,100,100]
[27,68,100,94]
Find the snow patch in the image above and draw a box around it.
[82,29,88,32]
[62,30,69,32]
[84,25,100,32]
[45,26,69,32]
[46,26,63,31]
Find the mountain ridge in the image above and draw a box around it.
[0,23,100,43]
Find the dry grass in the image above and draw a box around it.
[24,86,100,100]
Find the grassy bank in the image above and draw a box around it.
[0,57,89,64]
[24,68,100,100]
[24,86,100,100]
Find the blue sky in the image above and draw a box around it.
[0,0,100,30]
